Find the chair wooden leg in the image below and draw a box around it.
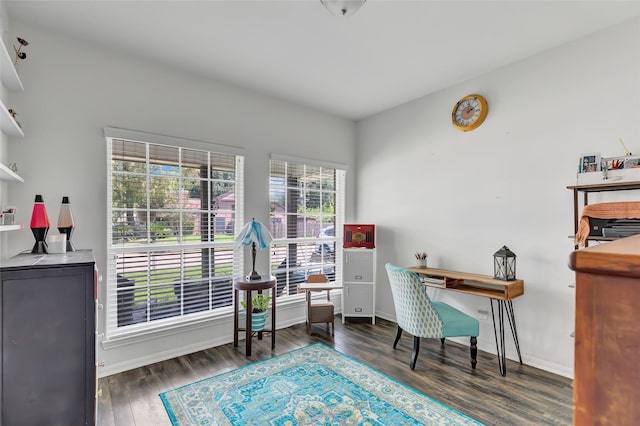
[393,326,403,349]
[470,336,478,369]
[410,336,420,370]
[440,338,445,347]
[331,317,335,336]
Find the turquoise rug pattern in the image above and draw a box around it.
[160,342,483,425]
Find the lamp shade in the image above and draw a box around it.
[234,219,273,281]
[234,219,273,250]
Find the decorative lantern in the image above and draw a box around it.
[57,196,75,252]
[30,194,50,254]
[493,245,516,281]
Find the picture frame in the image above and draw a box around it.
[624,157,640,169]
[1,206,16,225]
[578,153,601,173]
[605,156,626,170]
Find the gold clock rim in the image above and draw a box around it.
[451,94,488,132]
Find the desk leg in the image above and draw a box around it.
[233,288,239,348]
[491,299,507,376]
[271,286,276,350]
[506,300,523,364]
[308,290,312,328]
[490,299,523,376]
[257,290,263,341]
[246,289,252,356]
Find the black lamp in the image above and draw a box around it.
[493,245,517,281]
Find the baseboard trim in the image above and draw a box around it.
[372,311,573,379]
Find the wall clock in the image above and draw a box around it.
[451,94,488,132]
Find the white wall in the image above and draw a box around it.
[356,16,640,378]
[6,11,640,380]
[0,1,11,259]
[5,18,356,376]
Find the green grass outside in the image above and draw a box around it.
[121,263,234,304]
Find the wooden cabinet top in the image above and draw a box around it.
[569,235,640,278]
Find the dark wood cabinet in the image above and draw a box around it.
[569,235,640,425]
[0,250,96,425]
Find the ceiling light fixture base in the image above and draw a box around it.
[320,0,367,17]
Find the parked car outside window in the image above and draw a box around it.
[315,226,335,256]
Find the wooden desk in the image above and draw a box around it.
[233,277,276,356]
[407,266,524,376]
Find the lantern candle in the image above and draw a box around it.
[493,245,517,281]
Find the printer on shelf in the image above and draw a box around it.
[588,217,640,238]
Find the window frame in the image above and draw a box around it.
[104,128,245,340]
[269,154,346,300]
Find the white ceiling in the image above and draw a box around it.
[6,0,640,120]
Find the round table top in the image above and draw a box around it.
[234,276,276,290]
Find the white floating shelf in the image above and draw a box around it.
[0,98,24,138]
[1,38,24,91]
[0,224,23,232]
[0,162,24,182]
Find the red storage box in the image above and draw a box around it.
[343,224,375,248]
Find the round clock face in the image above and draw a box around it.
[452,94,488,132]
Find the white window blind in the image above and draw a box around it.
[269,157,345,298]
[106,135,244,338]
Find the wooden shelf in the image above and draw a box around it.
[0,38,23,91]
[569,235,622,242]
[407,266,524,300]
[0,162,24,183]
[568,182,640,248]
[567,181,640,193]
[0,98,23,138]
[0,224,23,232]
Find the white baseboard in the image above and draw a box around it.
[372,311,573,379]
[99,301,573,380]
[99,334,232,378]
[99,298,316,378]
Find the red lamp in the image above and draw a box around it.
[30,194,50,254]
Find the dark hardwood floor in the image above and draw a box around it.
[98,317,573,425]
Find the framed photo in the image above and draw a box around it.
[579,153,601,173]
[605,156,625,170]
[624,157,640,169]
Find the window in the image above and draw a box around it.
[106,131,243,338]
[269,156,345,298]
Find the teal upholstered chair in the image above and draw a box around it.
[385,263,479,370]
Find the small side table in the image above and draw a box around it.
[233,277,276,356]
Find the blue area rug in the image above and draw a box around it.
[160,342,483,425]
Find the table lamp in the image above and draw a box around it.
[234,218,273,281]
[57,196,75,251]
[30,194,50,254]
